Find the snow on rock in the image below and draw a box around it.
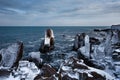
[12,60,40,80]
[85,35,90,58]
[115,49,120,52]
[34,64,57,80]
[73,33,91,58]
[39,29,55,53]
[59,57,115,80]
[0,42,23,69]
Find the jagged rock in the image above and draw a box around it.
[73,33,91,59]
[58,57,114,80]
[39,29,55,53]
[34,64,56,80]
[41,64,56,77]
[0,42,23,70]
[90,37,100,45]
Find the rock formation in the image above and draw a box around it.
[34,64,56,80]
[58,57,114,80]
[0,41,23,70]
[73,33,91,59]
[39,29,55,53]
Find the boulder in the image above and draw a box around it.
[34,64,56,80]
[39,29,55,53]
[0,41,23,70]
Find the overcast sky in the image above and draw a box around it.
[0,0,120,26]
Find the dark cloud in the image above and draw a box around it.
[0,0,120,26]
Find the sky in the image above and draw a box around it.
[0,0,120,26]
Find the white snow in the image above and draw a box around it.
[68,72,79,79]
[13,61,40,80]
[62,66,72,71]
[88,67,115,80]
[85,35,90,58]
[79,46,90,58]
[44,37,50,45]
[51,29,54,38]
[44,29,54,45]
[115,49,120,52]
[78,35,90,58]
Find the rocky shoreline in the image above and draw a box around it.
[0,26,120,80]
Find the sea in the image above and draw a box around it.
[0,26,110,64]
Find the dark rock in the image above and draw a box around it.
[62,75,78,80]
[41,64,56,77]
[0,54,2,62]
[34,64,56,80]
[11,42,23,69]
[112,52,120,61]
[94,29,101,32]
[34,74,56,80]
[73,61,89,69]
[94,29,111,32]
[39,29,55,53]
[90,37,100,45]
[112,42,120,49]
[84,72,106,80]
[0,69,11,77]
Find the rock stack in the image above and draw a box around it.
[39,29,55,53]
[0,42,23,76]
[73,33,91,59]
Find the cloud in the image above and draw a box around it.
[0,0,120,26]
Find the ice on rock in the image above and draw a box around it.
[12,61,40,80]
[0,44,18,67]
[77,34,90,58]
[39,29,55,53]
[85,35,90,58]
[0,42,23,69]
[59,57,114,80]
